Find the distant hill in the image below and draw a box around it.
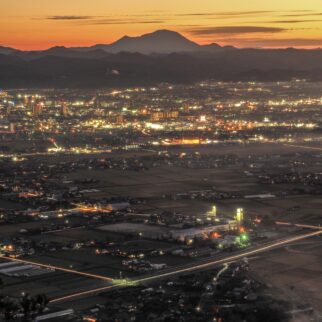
[0,46,20,56]
[1,30,228,59]
[1,29,322,88]
[12,46,111,61]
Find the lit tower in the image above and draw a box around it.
[9,123,15,133]
[236,208,244,225]
[61,102,68,117]
[208,205,217,217]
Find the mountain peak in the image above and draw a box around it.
[95,29,200,54]
[147,29,183,37]
[50,46,67,50]
[45,46,69,53]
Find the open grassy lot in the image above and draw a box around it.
[251,236,322,317]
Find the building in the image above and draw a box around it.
[33,102,43,117]
[170,222,235,241]
[115,114,124,125]
[9,123,15,133]
[5,102,11,115]
[61,102,68,117]
[106,202,130,211]
[151,111,179,121]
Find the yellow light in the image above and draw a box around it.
[236,208,244,223]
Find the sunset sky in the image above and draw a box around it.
[2,0,322,50]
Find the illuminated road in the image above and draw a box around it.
[50,229,322,304]
[0,255,114,282]
[0,148,114,159]
[276,221,322,230]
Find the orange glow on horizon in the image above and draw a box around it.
[1,0,322,50]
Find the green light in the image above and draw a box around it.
[241,233,248,241]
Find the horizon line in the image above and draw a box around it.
[2,29,322,51]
